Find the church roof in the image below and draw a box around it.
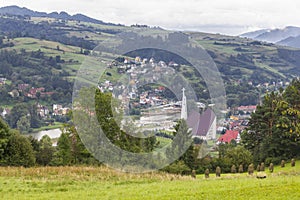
[187,109,216,137]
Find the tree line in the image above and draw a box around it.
[1,81,300,173]
[0,117,99,167]
[242,79,300,165]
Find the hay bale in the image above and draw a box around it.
[260,162,265,171]
[281,160,285,168]
[216,166,221,177]
[205,169,209,178]
[231,165,237,173]
[256,172,267,179]
[248,163,254,175]
[238,164,244,173]
[191,170,196,179]
[291,159,296,167]
[269,163,274,173]
[256,164,260,172]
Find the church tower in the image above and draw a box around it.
[181,88,187,120]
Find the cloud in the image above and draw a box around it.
[1,0,300,35]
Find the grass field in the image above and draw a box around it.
[0,162,300,200]
[30,122,64,133]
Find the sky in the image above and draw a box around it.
[0,0,300,35]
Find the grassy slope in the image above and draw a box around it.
[191,32,297,80]
[4,19,300,85]
[0,162,299,200]
[4,37,86,75]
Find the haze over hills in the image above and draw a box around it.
[240,29,271,39]
[3,5,300,49]
[241,26,300,49]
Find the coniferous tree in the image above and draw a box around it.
[242,80,300,162]
[0,117,11,164]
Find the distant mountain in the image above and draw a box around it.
[277,35,300,49]
[240,29,270,39]
[0,5,47,16]
[241,26,300,44]
[256,26,300,43]
[0,5,120,26]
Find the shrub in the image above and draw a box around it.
[265,157,281,165]
[224,146,253,173]
[162,161,191,175]
[5,132,35,167]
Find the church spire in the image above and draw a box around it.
[181,88,187,120]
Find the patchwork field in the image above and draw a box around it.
[0,163,299,200]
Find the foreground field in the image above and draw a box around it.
[0,164,300,200]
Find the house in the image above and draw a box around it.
[1,108,10,118]
[237,105,257,114]
[18,84,30,91]
[53,104,70,116]
[187,108,217,140]
[37,104,49,118]
[8,89,19,98]
[53,104,63,111]
[0,78,6,85]
[26,87,45,98]
[217,130,240,144]
[135,57,141,63]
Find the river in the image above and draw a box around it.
[28,128,62,141]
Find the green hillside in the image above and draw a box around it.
[2,13,300,132]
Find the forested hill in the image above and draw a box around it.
[0,5,121,26]
[1,7,300,109]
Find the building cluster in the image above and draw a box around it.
[1,103,69,120]
[180,87,257,145]
[52,104,70,116]
[101,56,263,145]
[17,84,54,99]
[100,56,178,109]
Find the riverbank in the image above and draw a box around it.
[30,122,64,133]
[26,128,62,141]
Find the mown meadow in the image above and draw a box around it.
[0,162,300,200]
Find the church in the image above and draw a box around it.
[180,88,217,140]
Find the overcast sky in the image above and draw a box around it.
[1,0,300,35]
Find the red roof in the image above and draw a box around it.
[218,130,239,143]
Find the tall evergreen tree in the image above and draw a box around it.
[242,80,300,163]
[0,117,11,164]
